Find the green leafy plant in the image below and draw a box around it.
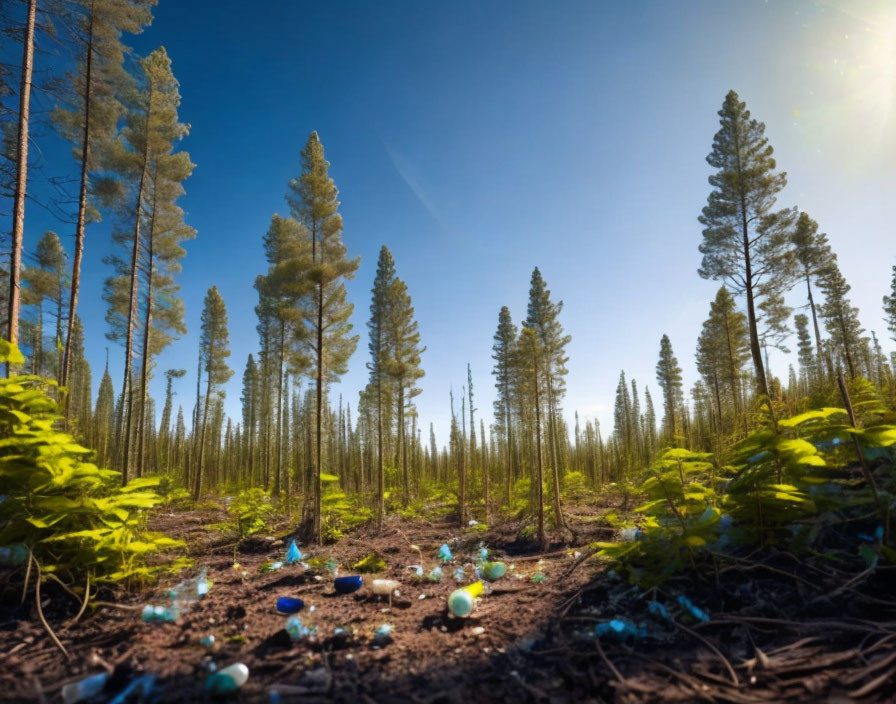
[320,473,373,543]
[354,552,387,573]
[561,470,591,500]
[597,448,721,586]
[229,488,276,541]
[598,399,896,587]
[0,341,183,596]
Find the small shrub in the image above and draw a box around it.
[562,470,590,500]
[0,341,183,592]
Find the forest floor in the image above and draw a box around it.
[2,495,896,703]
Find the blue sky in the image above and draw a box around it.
[15,0,896,447]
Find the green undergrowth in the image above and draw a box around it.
[0,341,185,599]
[597,391,896,588]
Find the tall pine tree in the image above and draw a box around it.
[698,90,795,399]
[287,132,359,543]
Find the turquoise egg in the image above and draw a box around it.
[482,561,506,581]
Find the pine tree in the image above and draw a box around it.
[467,364,477,499]
[104,46,189,481]
[696,287,749,432]
[883,265,896,344]
[22,231,67,376]
[287,132,359,543]
[518,327,546,548]
[698,90,796,399]
[643,387,658,457]
[67,316,92,435]
[790,212,834,379]
[492,305,518,507]
[134,49,195,476]
[240,355,259,486]
[524,267,569,531]
[817,263,864,379]
[613,371,634,475]
[94,350,115,466]
[255,214,308,495]
[193,285,232,499]
[367,245,396,526]
[6,0,37,358]
[159,368,185,471]
[384,274,424,506]
[794,313,816,391]
[54,0,156,392]
[656,334,683,442]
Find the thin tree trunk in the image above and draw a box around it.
[545,367,567,531]
[137,170,158,478]
[120,86,153,484]
[193,369,213,500]
[502,354,515,508]
[7,0,37,363]
[62,0,95,400]
[55,276,63,380]
[188,343,201,490]
[274,320,285,496]
[838,311,857,379]
[377,374,384,529]
[34,302,42,374]
[314,283,324,544]
[740,203,769,398]
[397,383,408,505]
[532,341,545,550]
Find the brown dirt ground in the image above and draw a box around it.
[0,501,612,703]
[2,498,895,703]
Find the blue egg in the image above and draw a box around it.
[276,596,305,614]
[334,575,363,594]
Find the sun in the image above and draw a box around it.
[825,2,896,145]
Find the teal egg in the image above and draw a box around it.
[482,561,506,581]
[447,588,474,617]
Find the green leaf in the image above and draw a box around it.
[353,552,387,573]
[0,340,26,365]
[778,407,846,427]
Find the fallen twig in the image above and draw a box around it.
[33,557,70,661]
[672,620,738,686]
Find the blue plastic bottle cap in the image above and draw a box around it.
[276,596,305,614]
[334,575,363,594]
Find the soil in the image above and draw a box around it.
[2,498,895,703]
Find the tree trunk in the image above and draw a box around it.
[377,374,384,529]
[193,370,213,500]
[740,206,769,399]
[805,274,835,383]
[34,302,43,374]
[838,311,857,379]
[120,87,152,484]
[6,0,37,364]
[397,383,408,506]
[274,319,285,496]
[137,173,157,478]
[532,343,546,550]
[62,0,95,400]
[545,367,567,531]
[502,362,515,508]
[314,283,324,544]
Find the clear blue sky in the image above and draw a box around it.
[18,0,896,447]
